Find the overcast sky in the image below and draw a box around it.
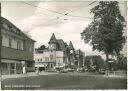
[1,1,127,59]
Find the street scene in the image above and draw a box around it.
[0,1,127,90]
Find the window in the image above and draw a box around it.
[51,64,53,68]
[29,44,33,52]
[45,57,49,61]
[17,41,21,50]
[50,55,53,60]
[9,38,12,48]
[45,58,46,61]
[27,61,33,67]
[3,23,9,30]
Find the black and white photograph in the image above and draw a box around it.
[0,0,127,90]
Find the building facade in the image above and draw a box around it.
[1,17,35,75]
[34,33,85,71]
[75,49,85,67]
[34,33,69,71]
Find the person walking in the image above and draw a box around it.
[22,65,26,74]
[36,67,39,75]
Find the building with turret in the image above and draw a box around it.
[34,33,85,71]
[34,33,70,71]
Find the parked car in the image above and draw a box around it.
[88,67,96,72]
[99,69,105,74]
[59,69,68,73]
[77,68,85,73]
[67,68,75,72]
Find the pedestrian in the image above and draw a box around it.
[36,67,39,75]
[23,65,26,74]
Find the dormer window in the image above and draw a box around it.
[3,23,9,30]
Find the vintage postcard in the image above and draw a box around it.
[0,0,127,90]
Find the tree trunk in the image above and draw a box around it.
[105,53,109,76]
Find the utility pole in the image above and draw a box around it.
[0,2,1,76]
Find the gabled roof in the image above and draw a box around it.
[57,39,66,50]
[69,41,74,50]
[48,33,57,44]
[1,16,35,42]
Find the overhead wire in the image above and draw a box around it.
[22,1,94,19]
[21,1,97,28]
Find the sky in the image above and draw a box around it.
[1,1,127,59]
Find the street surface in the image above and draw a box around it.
[1,72,127,90]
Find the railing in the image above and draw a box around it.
[1,46,33,61]
[109,70,127,76]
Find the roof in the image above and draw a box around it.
[69,41,74,50]
[57,39,66,50]
[1,16,35,42]
[48,33,57,44]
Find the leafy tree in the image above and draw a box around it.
[38,45,46,50]
[117,54,127,70]
[81,1,126,70]
[84,56,92,68]
[36,45,47,53]
[85,55,104,71]
[92,55,104,70]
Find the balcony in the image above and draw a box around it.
[1,46,33,61]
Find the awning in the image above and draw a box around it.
[1,59,21,63]
[108,61,114,63]
[35,63,48,67]
[35,65,45,67]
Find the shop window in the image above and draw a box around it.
[51,64,53,68]
[10,63,15,74]
[27,61,33,67]
[16,63,22,74]
[10,63,15,69]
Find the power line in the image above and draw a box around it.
[21,1,94,28]
[22,2,65,16]
[22,1,93,19]
[65,1,96,14]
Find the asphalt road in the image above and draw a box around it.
[1,73,127,90]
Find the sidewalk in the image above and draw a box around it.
[60,72,127,78]
[1,71,58,80]
[105,74,127,78]
[1,71,126,81]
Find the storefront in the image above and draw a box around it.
[1,59,23,75]
[35,62,55,71]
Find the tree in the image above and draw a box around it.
[92,55,104,71]
[85,55,104,71]
[36,45,47,53]
[38,45,46,50]
[84,56,92,68]
[117,54,127,70]
[81,1,126,72]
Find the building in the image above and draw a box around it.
[1,17,35,75]
[34,33,78,71]
[34,33,85,71]
[75,49,85,67]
